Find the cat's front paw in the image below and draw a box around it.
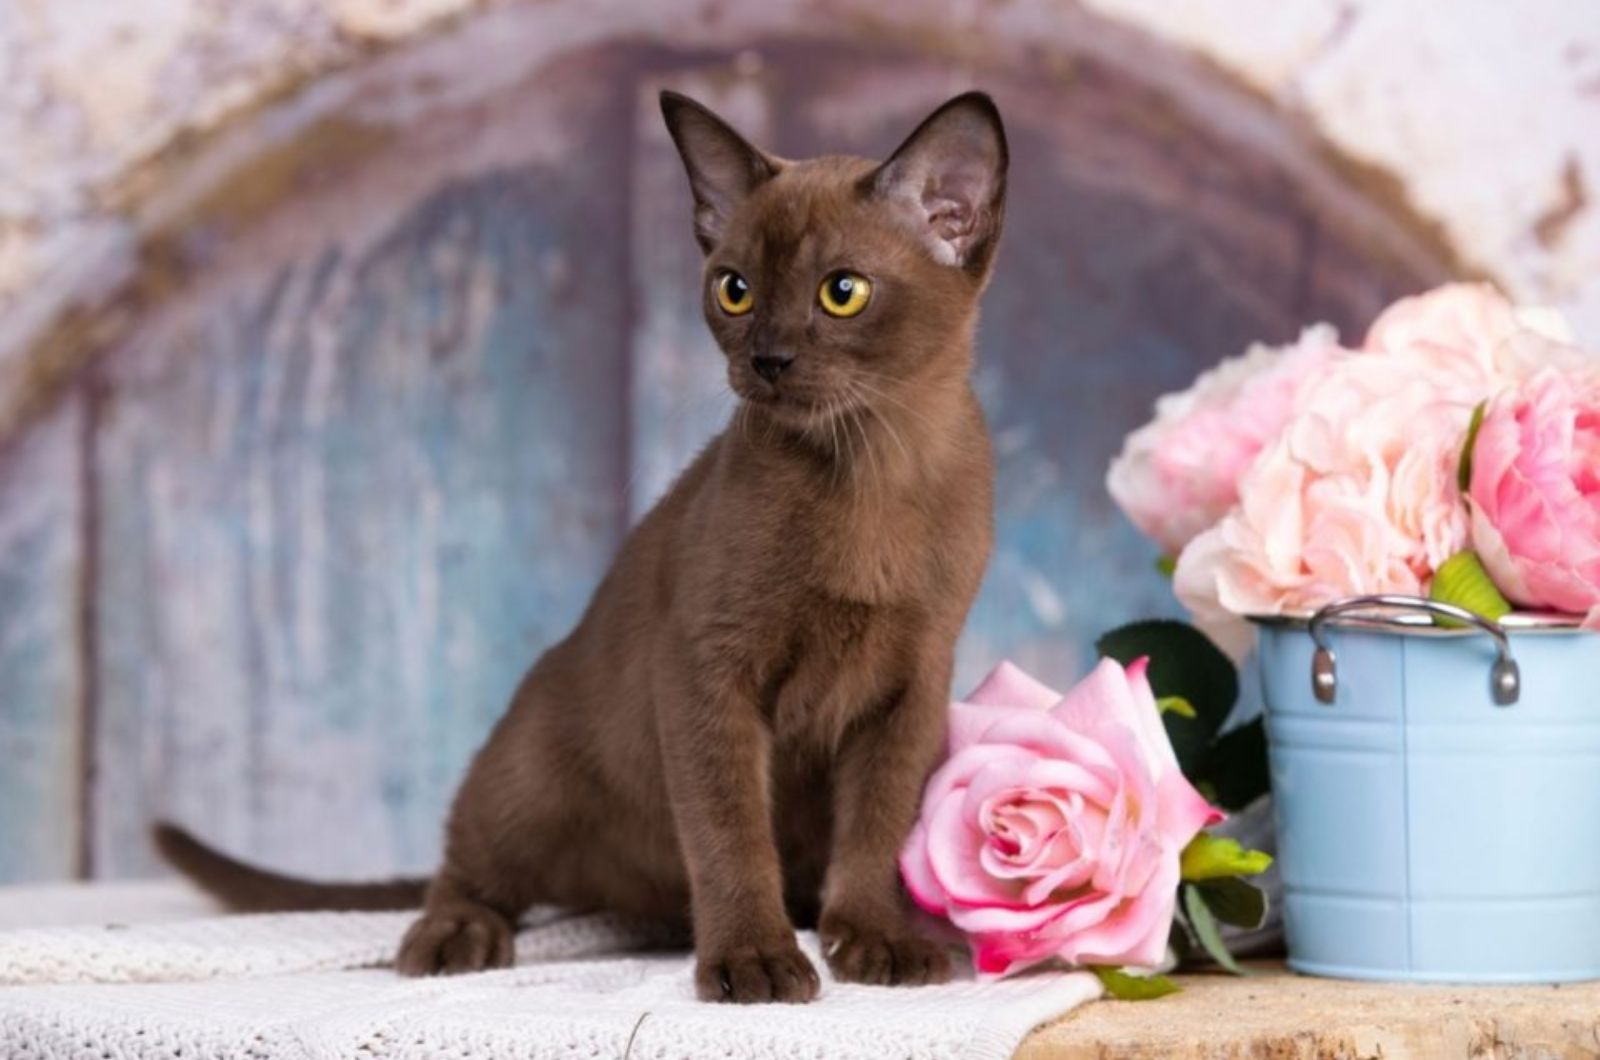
[395,902,514,976]
[820,912,952,986]
[695,937,821,1003]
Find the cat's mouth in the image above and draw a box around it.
[741,386,855,428]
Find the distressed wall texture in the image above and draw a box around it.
[0,0,1589,884]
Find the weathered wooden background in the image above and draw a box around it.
[0,7,1453,884]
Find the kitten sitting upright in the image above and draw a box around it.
[157,90,1006,1003]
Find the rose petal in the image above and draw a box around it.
[964,661,1062,711]
[1156,767,1226,844]
[1050,657,1178,781]
[960,745,1118,815]
[924,795,1030,910]
[1061,858,1182,970]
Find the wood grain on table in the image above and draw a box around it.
[1018,964,1600,1059]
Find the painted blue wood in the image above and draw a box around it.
[89,119,634,877]
[0,399,83,883]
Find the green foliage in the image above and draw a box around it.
[1430,550,1512,626]
[1095,619,1268,810]
[1180,833,1273,881]
[1157,695,1196,718]
[1192,877,1268,930]
[1095,620,1235,774]
[1182,884,1253,976]
[1204,718,1269,811]
[1091,965,1182,1000]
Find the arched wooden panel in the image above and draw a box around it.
[0,400,84,881]
[0,14,1454,881]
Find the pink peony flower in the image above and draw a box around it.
[1172,283,1591,654]
[900,659,1221,977]
[1468,369,1600,627]
[1108,325,1350,556]
[1364,282,1576,387]
[1174,351,1471,657]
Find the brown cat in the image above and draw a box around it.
[156,89,1006,1004]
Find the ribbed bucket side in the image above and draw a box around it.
[1260,624,1600,983]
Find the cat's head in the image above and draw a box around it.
[661,90,1007,428]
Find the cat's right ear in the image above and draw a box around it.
[866,92,1008,275]
[660,91,779,254]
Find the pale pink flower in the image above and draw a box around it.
[900,660,1221,977]
[1468,369,1600,627]
[1108,325,1349,556]
[1364,281,1576,387]
[1174,351,1470,657]
[1173,283,1589,652]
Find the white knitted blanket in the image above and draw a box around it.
[0,883,1100,1059]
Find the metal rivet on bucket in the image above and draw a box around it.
[1307,594,1521,707]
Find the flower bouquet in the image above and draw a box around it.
[1108,282,1600,652]
[1100,282,1600,983]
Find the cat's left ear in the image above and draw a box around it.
[866,92,1008,274]
[660,91,780,254]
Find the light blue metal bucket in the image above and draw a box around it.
[1255,595,1600,983]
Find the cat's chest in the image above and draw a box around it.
[809,498,931,603]
[764,594,911,749]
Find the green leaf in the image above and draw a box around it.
[1157,695,1196,718]
[1154,555,1177,578]
[1167,918,1196,964]
[1194,877,1268,930]
[1182,884,1250,976]
[1430,550,1512,627]
[1096,620,1238,776]
[1458,400,1487,493]
[1180,833,1273,881]
[1091,965,1182,1000]
[1202,718,1271,811]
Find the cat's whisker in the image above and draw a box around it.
[735,400,754,449]
[849,374,941,437]
[845,378,913,473]
[851,372,981,460]
[824,396,846,490]
[852,401,884,498]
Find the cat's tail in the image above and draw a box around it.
[152,822,429,912]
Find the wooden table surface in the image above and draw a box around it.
[1017,963,1600,1059]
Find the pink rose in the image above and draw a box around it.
[1468,369,1600,627]
[1108,325,1349,556]
[900,659,1221,977]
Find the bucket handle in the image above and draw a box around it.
[1307,594,1521,707]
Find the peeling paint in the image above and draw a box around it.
[1534,157,1589,250]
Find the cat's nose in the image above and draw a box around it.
[751,352,793,384]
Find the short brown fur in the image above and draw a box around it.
[157,90,1007,1003]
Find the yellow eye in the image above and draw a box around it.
[818,271,872,318]
[715,271,754,316]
